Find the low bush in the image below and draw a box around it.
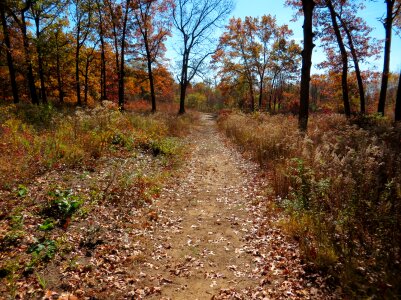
[218,111,401,298]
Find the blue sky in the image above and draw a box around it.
[232,0,401,73]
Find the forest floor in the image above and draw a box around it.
[0,112,334,299]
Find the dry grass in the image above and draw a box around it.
[0,102,196,189]
[218,111,401,298]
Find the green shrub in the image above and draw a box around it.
[42,189,82,227]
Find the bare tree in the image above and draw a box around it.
[172,0,234,114]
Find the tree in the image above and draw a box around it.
[215,15,300,112]
[325,0,351,117]
[133,0,172,112]
[8,0,39,104]
[30,0,66,104]
[95,0,108,101]
[172,0,234,114]
[0,0,19,103]
[299,0,315,131]
[71,0,94,106]
[378,0,400,115]
[216,17,259,111]
[106,0,133,110]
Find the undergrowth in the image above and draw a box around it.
[218,111,401,298]
[0,102,195,297]
[0,102,193,189]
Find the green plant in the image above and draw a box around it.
[9,214,24,230]
[150,137,181,156]
[35,272,47,290]
[17,185,28,198]
[42,189,83,227]
[37,219,55,231]
[27,239,57,260]
[26,239,57,273]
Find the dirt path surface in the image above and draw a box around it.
[134,114,330,299]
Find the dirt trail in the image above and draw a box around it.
[136,114,329,299]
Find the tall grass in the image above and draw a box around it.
[0,103,194,189]
[218,111,401,298]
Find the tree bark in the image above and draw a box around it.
[299,0,315,131]
[179,81,187,114]
[0,2,19,103]
[378,0,394,116]
[395,69,401,121]
[327,0,350,117]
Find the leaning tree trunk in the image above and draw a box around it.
[378,0,394,116]
[338,16,365,114]
[0,3,19,103]
[299,0,315,131]
[327,0,351,117]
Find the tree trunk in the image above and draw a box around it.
[179,81,187,114]
[0,3,19,103]
[75,43,82,106]
[35,17,47,104]
[84,58,90,105]
[55,30,64,103]
[249,78,255,112]
[21,12,39,105]
[145,37,156,112]
[178,50,189,115]
[299,0,315,131]
[258,75,264,110]
[339,16,365,114]
[378,0,394,116]
[100,35,107,101]
[327,0,350,117]
[118,0,130,111]
[147,59,156,113]
[395,69,401,121]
